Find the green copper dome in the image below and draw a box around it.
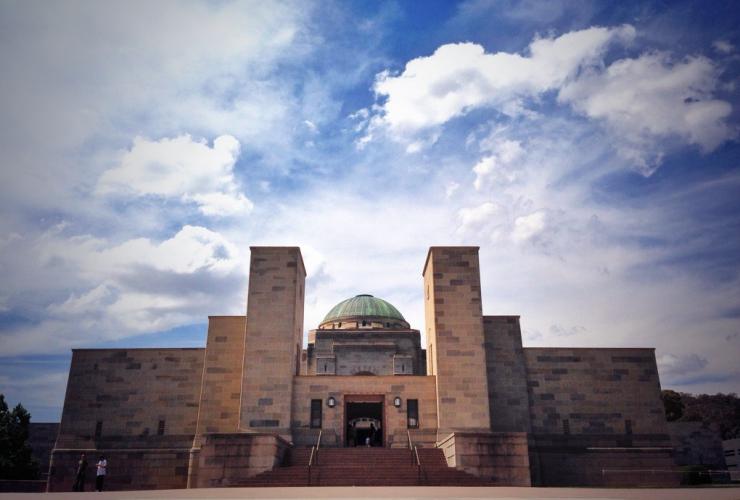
[320,294,408,328]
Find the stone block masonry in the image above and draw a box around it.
[524,347,676,486]
[54,348,204,449]
[423,247,491,435]
[47,348,204,491]
[240,247,306,438]
[483,316,531,433]
[437,432,531,486]
[195,433,289,487]
[524,347,667,435]
[194,316,246,436]
[291,375,438,448]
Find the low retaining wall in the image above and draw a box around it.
[193,433,289,488]
[47,435,194,492]
[436,431,531,486]
[529,433,679,486]
[47,447,191,491]
[0,480,47,493]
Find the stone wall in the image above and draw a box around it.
[48,348,204,491]
[55,348,204,448]
[669,421,727,468]
[483,316,531,433]
[529,435,677,487]
[423,247,491,435]
[524,347,667,435]
[308,330,423,376]
[524,347,675,486]
[48,440,192,491]
[194,316,246,436]
[241,247,305,437]
[291,375,438,448]
[437,431,531,485]
[195,433,289,487]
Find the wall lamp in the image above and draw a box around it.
[393,396,402,408]
[327,396,336,408]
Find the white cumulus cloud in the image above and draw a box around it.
[1,225,245,355]
[458,202,499,231]
[366,24,734,173]
[512,210,547,243]
[97,134,253,216]
[370,25,635,141]
[559,53,736,173]
[473,139,524,190]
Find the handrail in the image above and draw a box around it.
[408,430,423,485]
[307,430,322,486]
[413,445,422,485]
[307,446,316,486]
[407,430,413,464]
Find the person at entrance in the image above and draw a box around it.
[347,422,356,447]
[369,423,377,447]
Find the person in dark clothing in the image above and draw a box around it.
[347,422,356,447]
[369,423,376,447]
[72,452,88,491]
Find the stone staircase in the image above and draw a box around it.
[236,447,493,487]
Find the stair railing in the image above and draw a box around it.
[315,429,322,464]
[307,429,322,486]
[413,445,423,485]
[408,430,423,485]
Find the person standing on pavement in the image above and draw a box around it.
[72,452,88,491]
[95,455,107,492]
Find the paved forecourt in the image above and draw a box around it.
[2,486,740,500]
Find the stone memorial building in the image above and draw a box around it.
[47,246,676,490]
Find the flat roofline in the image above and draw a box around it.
[422,246,480,276]
[249,246,306,277]
[483,315,521,319]
[309,328,421,333]
[523,346,656,351]
[208,315,245,319]
[71,347,204,352]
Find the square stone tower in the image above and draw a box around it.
[240,247,305,439]
[423,247,491,436]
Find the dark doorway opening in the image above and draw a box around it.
[345,401,383,447]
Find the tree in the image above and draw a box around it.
[661,389,684,421]
[0,394,39,480]
[661,390,740,440]
[680,392,740,440]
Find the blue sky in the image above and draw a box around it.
[0,0,739,422]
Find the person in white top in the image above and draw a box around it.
[95,456,107,492]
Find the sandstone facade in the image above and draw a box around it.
[47,246,677,490]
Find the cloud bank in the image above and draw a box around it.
[362,25,734,172]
